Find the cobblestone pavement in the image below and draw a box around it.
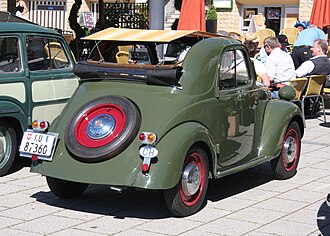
[1,111,330,236]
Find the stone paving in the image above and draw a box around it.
[1,111,330,235]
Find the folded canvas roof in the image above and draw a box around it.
[83,27,219,42]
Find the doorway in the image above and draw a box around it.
[265,7,281,35]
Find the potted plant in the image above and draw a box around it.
[206,5,218,33]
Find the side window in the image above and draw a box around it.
[0,36,21,73]
[235,50,250,87]
[219,49,250,90]
[219,51,236,89]
[27,36,70,71]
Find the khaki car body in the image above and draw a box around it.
[24,28,304,217]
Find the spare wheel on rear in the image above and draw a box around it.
[65,96,141,163]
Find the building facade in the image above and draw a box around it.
[1,0,133,31]
[217,0,314,35]
[1,0,315,34]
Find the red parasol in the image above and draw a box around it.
[177,0,206,32]
[310,0,330,30]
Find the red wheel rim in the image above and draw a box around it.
[282,128,299,172]
[180,152,206,207]
[75,104,126,148]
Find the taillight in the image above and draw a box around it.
[138,132,157,144]
[31,120,49,132]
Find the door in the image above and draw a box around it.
[24,34,78,124]
[217,47,258,167]
[0,34,28,115]
[265,7,282,35]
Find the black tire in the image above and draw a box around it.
[65,96,141,163]
[271,121,301,179]
[46,176,88,198]
[164,146,209,217]
[0,121,17,177]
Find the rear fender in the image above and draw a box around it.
[133,122,216,190]
[258,100,303,158]
[0,101,27,131]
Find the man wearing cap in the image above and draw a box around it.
[291,25,326,69]
[277,34,290,52]
[262,36,295,98]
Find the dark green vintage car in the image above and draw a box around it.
[20,28,304,217]
[0,12,78,176]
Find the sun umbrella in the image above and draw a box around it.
[310,0,330,30]
[177,0,206,32]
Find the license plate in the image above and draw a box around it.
[19,130,59,161]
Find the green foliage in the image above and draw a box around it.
[207,5,218,21]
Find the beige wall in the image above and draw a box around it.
[0,1,7,12]
[216,1,241,33]
[298,0,314,22]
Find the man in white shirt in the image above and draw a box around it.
[262,36,295,98]
[295,39,330,78]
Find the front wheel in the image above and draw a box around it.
[0,121,17,177]
[46,176,88,198]
[271,121,301,179]
[164,146,209,217]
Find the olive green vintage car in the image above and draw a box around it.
[20,28,304,217]
[0,12,78,176]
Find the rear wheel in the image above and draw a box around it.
[46,176,88,198]
[164,146,209,217]
[0,121,17,177]
[271,121,301,179]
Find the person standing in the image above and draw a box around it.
[262,36,295,98]
[291,25,326,69]
[16,0,29,20]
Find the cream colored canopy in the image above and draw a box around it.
[82,27,219,42]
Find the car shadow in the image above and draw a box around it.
[317,201,330,235]
[31,162,274,219]
[7,155,31,175]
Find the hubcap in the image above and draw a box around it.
[283,135,297,163]
[0,134,5,162]
[87,114,116,140]
[181,162,201,196]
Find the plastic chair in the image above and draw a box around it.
[256,28,275,48]
[279,27,300,45]
[115,51,129,64]
[301,75,327,127]
[290,78,308,106]
[324,75,330,94]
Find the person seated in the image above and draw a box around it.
[262,36,295,98]
[295,39,330,78]
[258,34,290,64]
[295,39,330,116]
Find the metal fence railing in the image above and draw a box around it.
[90,2,149,29]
